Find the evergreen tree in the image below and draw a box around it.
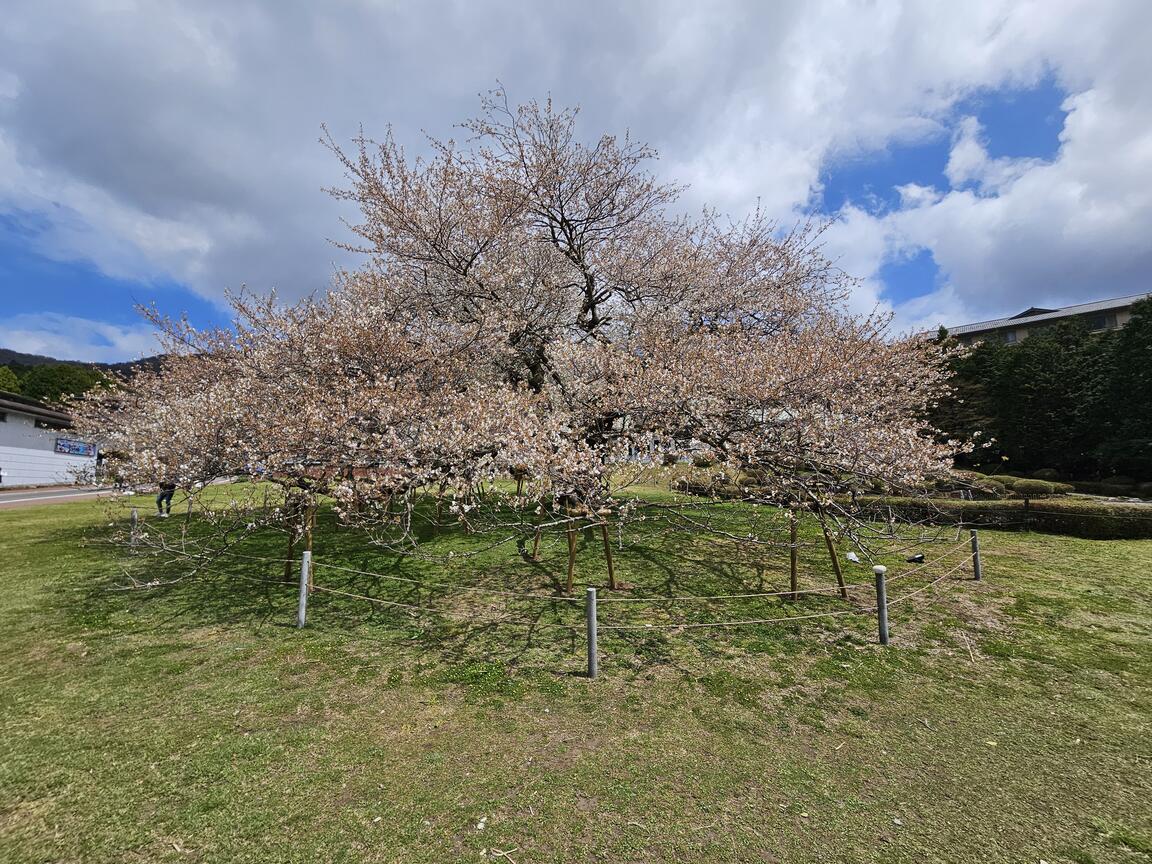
[1097,298,1152,476]
[0,365,20,394]
[19,364,105,405]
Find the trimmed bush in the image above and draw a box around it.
[1012,479,1056,498]
[856,496,1152,540]
[1138,482,1152,499]
[1051,482,1075,494]
[981,479,1008,497]
[947,472,1009,499]
[1100,475,1136,489]
[988,474,1020,488]
[1074,481,1139,497]
[1031,468,1062,481]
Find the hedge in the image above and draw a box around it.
[669,482,1152,539]
[1010,479,1056,497]
[856,496,1152,540]
[987,474,1020,488]
[1071,481,1139,497]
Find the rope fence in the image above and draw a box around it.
[123,518,986,678]
[312,560,582,602]
[298,529,982,676]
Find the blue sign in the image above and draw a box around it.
[55,438,96,457]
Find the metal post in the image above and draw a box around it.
[130,507,139,548]
[297,550,311,628]
[585,586,598,679]
[970,529,982,581]
[873,565,889,646]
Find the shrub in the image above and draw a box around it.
[988,474,1019,488]
[1051,482,1075,494]
[981,479,1008,497]
[1031,468,1062,481]
[1101,475,1136,488]
[1072,480,1134,496]
[856,496,1152,540]
[1138,482,1152,499]
[945,471,1009,499]
[1011,479,1056,498]
[692,454,717,468]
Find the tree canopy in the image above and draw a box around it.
[74,92,962,567]
[933,298,1152,480]
[0,365,20,394]
[17,364,106,405]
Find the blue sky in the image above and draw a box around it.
[0,213,222,332]
[0,76,1069,354]
[819,75,1068,306]
[1,1,1149,361]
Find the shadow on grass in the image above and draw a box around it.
[48,503,884,674]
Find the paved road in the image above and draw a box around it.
[0,486,115,509]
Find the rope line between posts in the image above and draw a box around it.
[887,556,973,606]
[595,583,866,603]
[309,584,428,612]
[312,559,581,602]
[881,538,973,583]
[308,583,581,630]
[598,607,869,631]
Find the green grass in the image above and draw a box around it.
[1,492,1150,863]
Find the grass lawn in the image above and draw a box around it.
[1,491,1150,863]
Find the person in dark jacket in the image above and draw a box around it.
[156,480,177,517]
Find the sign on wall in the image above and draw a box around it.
[54,437,96,457]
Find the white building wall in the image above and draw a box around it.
[0,409,96,487]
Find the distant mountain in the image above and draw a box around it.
[0,348,163,375]
[0,348,61,368]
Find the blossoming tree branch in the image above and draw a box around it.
[74,90,965,589]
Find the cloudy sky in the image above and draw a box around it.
[1,0,1149,361]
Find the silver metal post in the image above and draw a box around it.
[970,529,982,581]
[297,550,311,628]
[130,507,139,548]
[873,565,889,646]
[586,587,598,679]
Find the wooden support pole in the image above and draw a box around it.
[789,511,799,601]
[566,525,577,594]
[818,511,849,600]
[970,528,982,581]
[600,522,617,590]
[304,504,315,592]
[283,525,297,583]
[531,525,542,561]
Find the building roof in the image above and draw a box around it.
[0,390,74,426]
[947,292,1152,336]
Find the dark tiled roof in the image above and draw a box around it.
[948,293,1151,336]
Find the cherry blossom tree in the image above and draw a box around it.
[76,90,964,591]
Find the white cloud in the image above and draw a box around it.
[0,313,160,363]
[0,0,1149,346]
